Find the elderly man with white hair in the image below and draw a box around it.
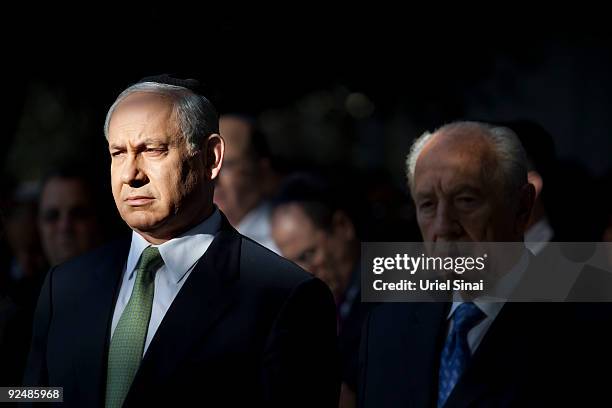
[358,121,611,407]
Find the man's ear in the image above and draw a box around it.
[516,182,536,234]
[527,170,544,201]
[203,134,224,180]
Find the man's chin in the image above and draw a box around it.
[122,213,167,234]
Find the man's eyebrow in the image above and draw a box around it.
[414,191,434,200]
[141,138,168,146]
[109,140,169,150]
[451,185,482,194]
[414,185,482,199]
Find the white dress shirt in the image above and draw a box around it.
[448,249,530,354]
[525,217,554,255]
[236,201,279,253]
[110,208,222,355]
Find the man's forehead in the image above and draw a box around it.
[275,203,314,225]
[108,92,178,142]
[427,128,492,155]
[114,91,174,115]
[43,177,87,193]
[414,131,497,191]
[41,178,91,205]
[219,117,252,153]
[414,164,488,195]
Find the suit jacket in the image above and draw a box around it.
[24,216,340,407]
[337,268,377,392]
[358,264,612,407]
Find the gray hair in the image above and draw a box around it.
[405,121,528,199]
[103,82,219,151]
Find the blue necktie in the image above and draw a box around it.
[438,302,485,407]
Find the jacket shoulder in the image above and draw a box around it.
[48,237,130,289]
[238,236,314,290]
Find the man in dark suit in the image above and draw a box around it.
[24,75,339,407]
[358,121,612,407]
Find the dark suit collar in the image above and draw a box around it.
[441,251,538,407]
[411,302,452,407]
[379,301,534,408]
[124,213,242,405]
[379,302,450,407]
[443,301,542,408]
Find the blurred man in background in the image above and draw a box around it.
[0,181,47,385]
[214,114,280,252]
[2,182,47,285]
[271,174,371,408]
[501,120,557,254]
[501,120,606,249]
[38,165,107,266]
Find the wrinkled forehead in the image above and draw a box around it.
[414,130,499,193]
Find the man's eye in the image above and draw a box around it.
[297,248,316,264]
[419,201,434,211]
[41,209,60,222]
[145,148,167,156]
[111,151,125,157]
[456,196,478,207]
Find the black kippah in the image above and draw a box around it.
[137,74,205,95]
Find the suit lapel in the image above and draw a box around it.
[125,218,242,403]
[73,238,130,407]
[444,256,547,407]
[410,302,450,407]
[380,302,449,407]
[443,302,534,408]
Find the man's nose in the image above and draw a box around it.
[432,202,463,241]
[120,154,148,187]
[57,213,74,233]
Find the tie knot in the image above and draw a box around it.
[136,247,163,280]
[452,302,485,334]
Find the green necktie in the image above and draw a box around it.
[105,246,163,408]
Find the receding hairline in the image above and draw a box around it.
[103,81,218,140]
[414,124,497,169]
[423,125,497,157]
[406,121,528,198]
[414,129,501,187]
[106,90,182,138]
[108,90,177,120]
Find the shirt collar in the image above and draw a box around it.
[525,217,554,255]
[448,248,531,321]
[126,207,222,284]
[448,298,505,322]
[236,201,270,233]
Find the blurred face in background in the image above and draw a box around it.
[271,203,356,299]
[214,116,263,226]
[5,197,46,277]
[39,177,102,265]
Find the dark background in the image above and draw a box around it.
[3,7,612,199]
